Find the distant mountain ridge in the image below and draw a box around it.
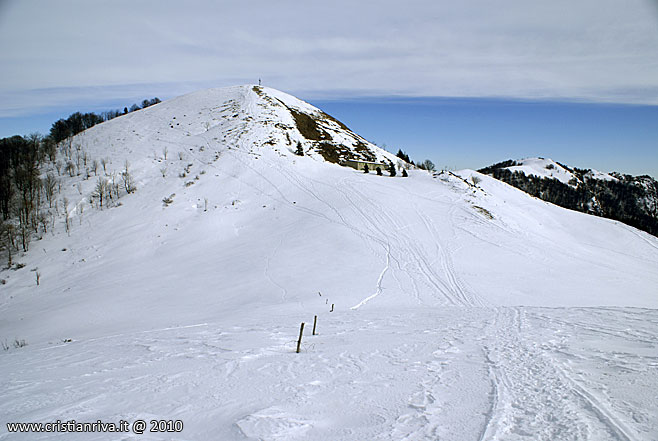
[478,157,658,236]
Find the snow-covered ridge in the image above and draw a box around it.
[503,157,616,186]
[478,156,658,237]
[2,85,658,440]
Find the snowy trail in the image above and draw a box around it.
[479,308,648,441]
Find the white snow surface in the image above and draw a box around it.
[1,85,658,440]
[505,157,616,185]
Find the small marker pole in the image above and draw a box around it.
[296,322,305,353]
[330,303,334,312]
[312,315,318,335]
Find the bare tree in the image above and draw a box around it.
[38,211,50,234]
[1,222,15,267]
[122,161,136,193]
[93,178,111,209]
[65,161,75,177]
[42,173,57,208]
[62,197,71,235]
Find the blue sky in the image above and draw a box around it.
[311,98,658,177]
[1,0,657,177]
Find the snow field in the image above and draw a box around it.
[1,85,658,440]
[2,308,657,440]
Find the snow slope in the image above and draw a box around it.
[1,85,658,440]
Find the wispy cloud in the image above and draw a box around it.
[1,0,657,117]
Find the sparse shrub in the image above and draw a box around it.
[471,176,481,186]
[162,194,175,207]
[13,338,27,348]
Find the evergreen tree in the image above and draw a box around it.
[389,162,396,177]
[402,169,408,177]
[295,141,304,156]
[376,167,382,176]
[396,149,410,163]
[363,164,369,173]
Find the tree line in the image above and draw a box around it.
[50,97,161,143]
[0,97,154,265]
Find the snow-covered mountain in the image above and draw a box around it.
[2,85,658,440]
[493,157,617,185]
[479,157,658,236]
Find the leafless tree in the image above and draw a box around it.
[122,161,136,194]
[93,178,111,209]
[43,173,57,208]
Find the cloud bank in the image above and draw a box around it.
[1,0,657,116]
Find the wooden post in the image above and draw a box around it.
[312,315,318,335]
[296,322,305,353]
[330,303,334,312]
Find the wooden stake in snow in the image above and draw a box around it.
[296,322,305,353]
[330,303,334,312]
[312,315,318,335]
